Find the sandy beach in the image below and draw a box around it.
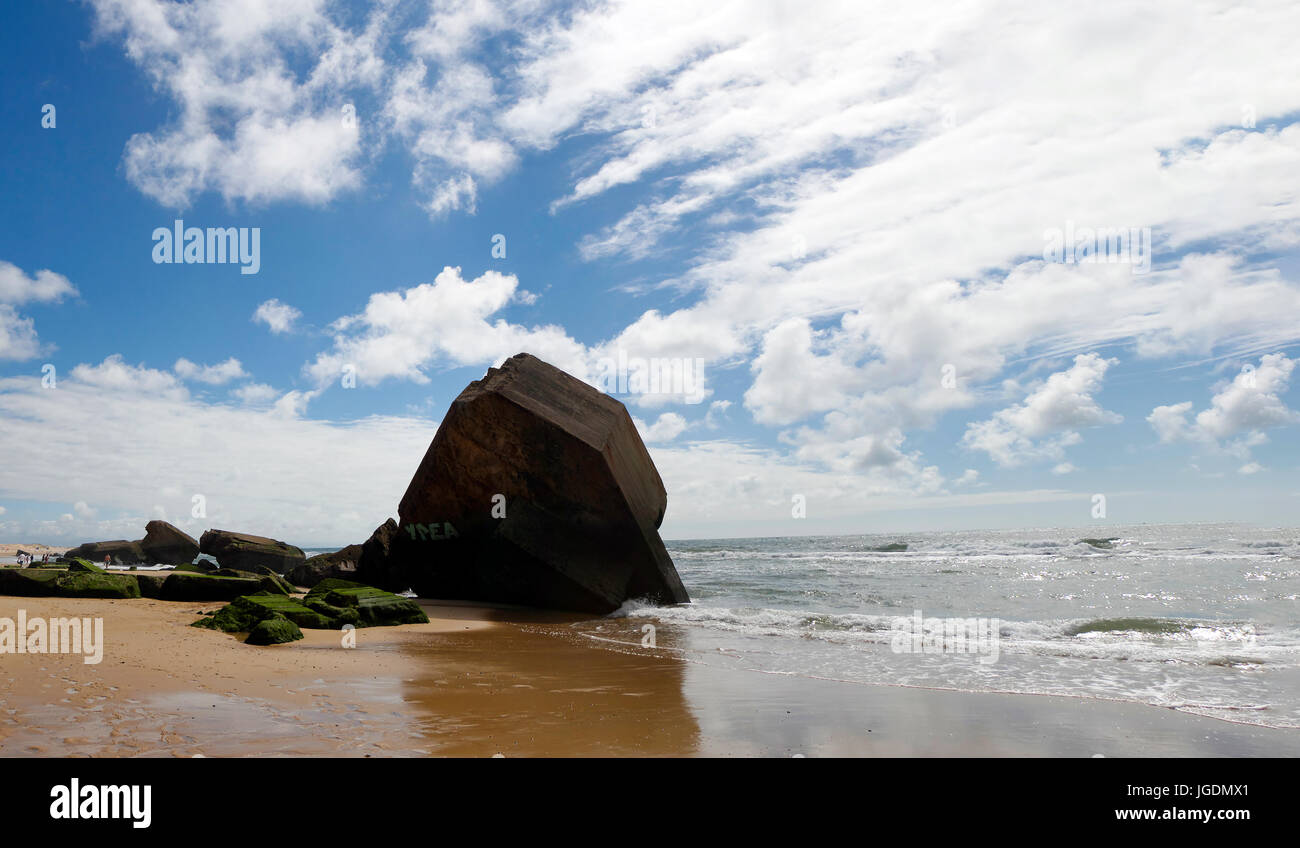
[4,591,1298,757]
[0,544,70,561]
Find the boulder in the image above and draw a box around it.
[304,578,428,627]
[199,530,305,574]
[65,539,146,565]
[245,616,304,646]
[355,519,404,592]
[286,544,362,588]
[156,572,263,601]
[192,580,427,642]
[141,520,200,565]
[173,561,217,574]
[0,567,139,599]
[392,352,689,614]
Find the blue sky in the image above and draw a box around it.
[2,0,1300,547]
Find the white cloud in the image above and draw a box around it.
[88,0,379,206]
[231,382,279,405]
[69,354,189,400]
[73,501,96,519]
[0,262,77,361]
[174,357,248,385]
[0,359,435,544]
[0,262,77,305]
[963,354,1121,467]
[636,412,689,443]
[305,266,590,387]
[0,306,41,362]
[252,298,301,334]
[1147,354,1298,462]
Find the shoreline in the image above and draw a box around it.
[3,594,1298,757]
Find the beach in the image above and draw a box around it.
[4,590,1298,757]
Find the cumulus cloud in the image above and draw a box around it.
[0,307,41,362]
[252,299,302,334]
[69,354,189,400]
[0,262,77,305]
[88,0,380,206]
[0,262,77,361]
[305,266,589,387]
[1147,354,1298,466]
[231,382,279,405]
[963,354,1121,467]
[636,412,689,443]
[0,360,435,544]
[174,357,248,385]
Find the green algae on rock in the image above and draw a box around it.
[192,580,429,645]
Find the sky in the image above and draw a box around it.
[2,0,1300,547]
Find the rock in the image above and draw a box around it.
[134,572,169,598]
[0,568,62,596]
[141,520,200,565]
[157,572,263,601]
[0,567,140,599]
[174,561,217,574]
[304,579,428,627]
[67,558,107,573]
[286,544,362,588]
[53,571,141,599]
[245,616,304,646]
[355,519,404,593]
[65,539,146,565]
[1079,537,1118,549]
[867,543,908,552]
[392,352,689,614]
[193,580,427,641]
[199,530,305,574]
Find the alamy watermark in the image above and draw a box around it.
[1,610,103,664]
[1043,221,1151,275]
[592,351,706,404]
[891,609,1000,665]
[152,219,260,275]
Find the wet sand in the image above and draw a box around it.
[3,594,1298,757]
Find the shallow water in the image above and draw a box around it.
[579,523,1300,729]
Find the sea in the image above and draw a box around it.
[12,521,1298,729]
[573,523,1300,729]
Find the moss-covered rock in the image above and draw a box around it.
[54,571,141,599]
[158,572,263,601]
[245,616,304,645]
[194,593,336,631]
[867,542,908,552]
[306,580,428,627]
[0,567,63,596]
[0,567,141,598]
[67,558,107,573]
[210,566,295,596]
[135,572,169,599]
[1079,537,1118,549]
[193,580,427,643]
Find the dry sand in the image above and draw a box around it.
[3,592,1298,757]
[0,543,69,558]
